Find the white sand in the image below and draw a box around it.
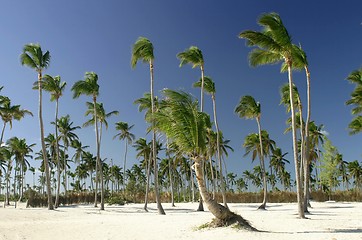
[1,201,361,240]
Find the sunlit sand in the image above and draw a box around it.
[1,201,361,240]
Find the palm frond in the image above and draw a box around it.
[131,37,154,68]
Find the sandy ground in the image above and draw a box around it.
[1,201,361,240]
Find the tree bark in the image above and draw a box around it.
[38,72,54,210]
[256,117,267,210]
[287,63,305,218]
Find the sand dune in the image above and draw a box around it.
[1,201,361,240]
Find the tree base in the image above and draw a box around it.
[207,213,258,231]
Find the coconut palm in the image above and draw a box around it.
[57,115,80,196]
[7,137,35,202]
[39,74,66,207]
[113,121,135,192]
[239,12,305,218]
[72,71,105,210]
[1,146,12,205]
[346,67,362,135]
[194,76,228,206]
[235,95,269,209]
[20,43,53,210]
[155,89,255,229]
[131,36,165,215]
[0,100,33,145]
[348,160,362,191]
[348,116,362,135]
[177,46,205,112]
[71,139,89,164]
[270,148,289,179]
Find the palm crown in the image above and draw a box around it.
[20,43,50,73]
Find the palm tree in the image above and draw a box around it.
[7,137,35,202]
[155,89,255,229]
[71,139,89,164]
[346,67,362,135]
[40,74,66,207]
[20,43,53,210]
[194,76,228,206]
[131,36,165,215]
[348,160,362,192]
[270,148,289,180]
[235,95,268,209]
[114,121,135,192]
[72,71,105,210]
[177,46,205,112]
[1,146,12,205]
[0,100,33,145]
[239,12,305,218]
[57,115,80,196]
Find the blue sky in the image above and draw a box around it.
[0,1,361,182]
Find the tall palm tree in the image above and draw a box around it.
[114,121,135,192]
[270,148,289,179]
[71,139,89,164]
[1,146,12,205]
[40,74,66,207]
[348,160,362,191]
[155,89,255,229]
[72,71,105,210]
[235,95,268,209]
[20,43,53,210]
[0,100,33,145]
[177,46,205,112]
[131,36,165,215]
[194,76,228,206]
[239,13,305,218]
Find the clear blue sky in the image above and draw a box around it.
[0,1,361,182]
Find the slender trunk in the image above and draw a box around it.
[123,141,127,194]
[93,96,104,210]
[256,117,267,210]
[55,99,61,208]
[0,122,6,146]
[287,63,305,218]
[303,66,311,212]
[190,165,195,202]
[208,155,216,199]
[38,72,54,210]
[212,94,228,207]
[149,60,165,215]
[144,153,151,211]
[63,144,68,197]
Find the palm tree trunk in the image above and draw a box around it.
[0,122,7,146]
[287,63,305,218]
[93,96,104,210]
[149,60,165,215]
[38,72,54,210]
[212,94,227,207]
[256,117,267,210]
[193,157,255,230]
[55,99,61,208]
[144,153,151,211]
[303,66,311,212]
[123,141,127,194]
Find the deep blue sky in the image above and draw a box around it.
[0,1,361,181]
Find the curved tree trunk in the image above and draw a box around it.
[193,158,255,230]
[0,122,7,146]
[38,72,54,210]
[303,66,311,213]
[150,60,165,215]
[287,64,305,218]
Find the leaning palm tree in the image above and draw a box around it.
[194,76,228,207]
[40,74,66,208]
[131,37,165,215]
[72,72,105,210]
[20,43,53,210]
[239,12,305,218]
[235,95,269,209]
[113,121,135,192]
[155,89,255,229]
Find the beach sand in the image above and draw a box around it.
[1,201,361,240]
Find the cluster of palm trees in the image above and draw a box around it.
[0,12,360,227]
